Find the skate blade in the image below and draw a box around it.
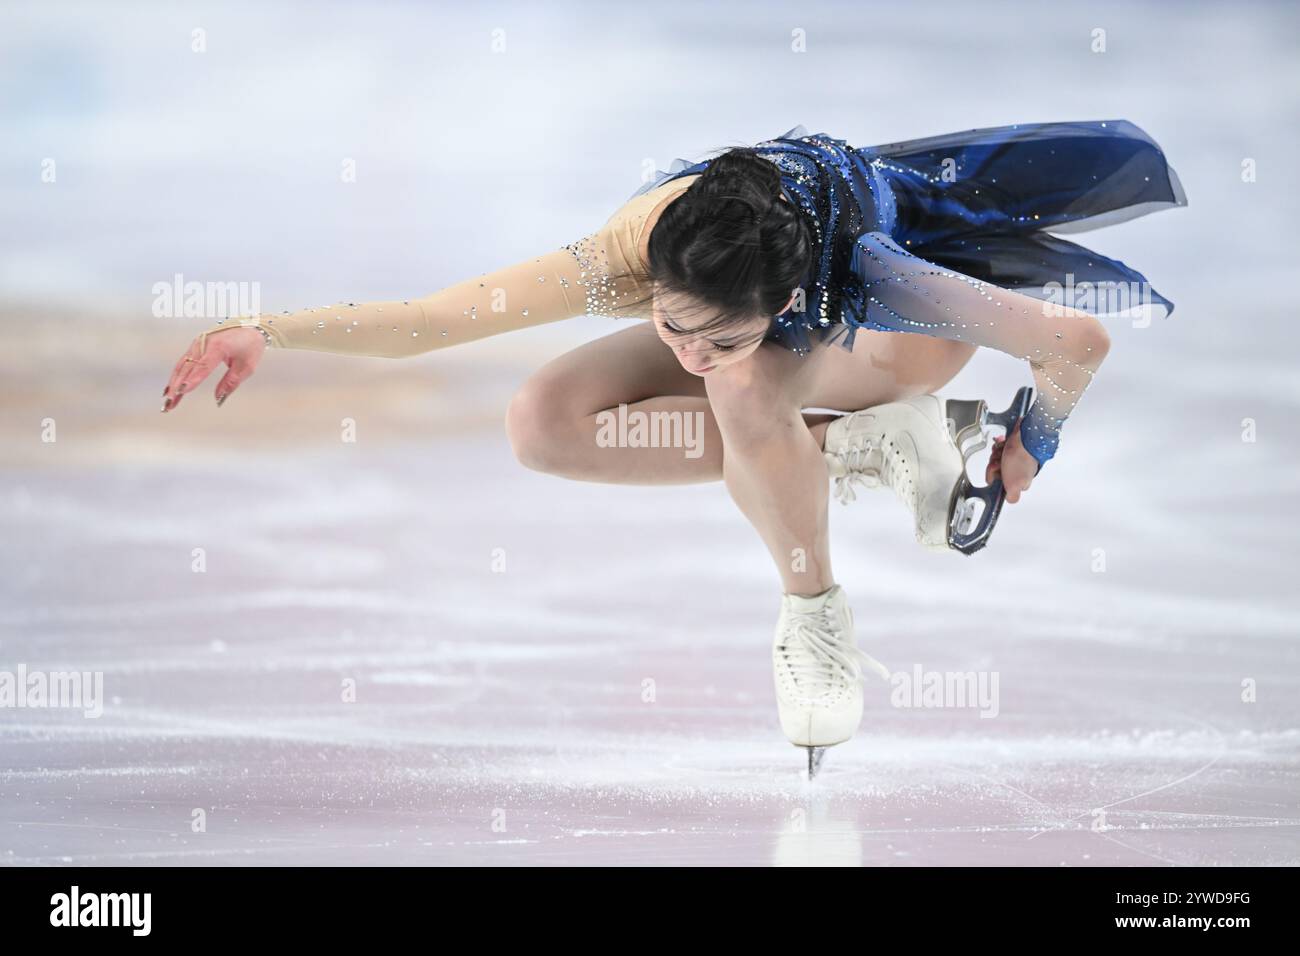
[804,745,828,780]
[947,386,1033,555]
[944,398,990,461]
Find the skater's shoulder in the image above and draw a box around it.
[596,174,701,267]
[636,174,700,260]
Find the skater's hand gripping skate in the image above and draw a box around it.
[162,327,266,412]
[985,422,1037,504]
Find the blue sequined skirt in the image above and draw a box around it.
[635,120,1187,355]
[859,119,1187,310]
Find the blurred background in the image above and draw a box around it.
[1,0,1297,865]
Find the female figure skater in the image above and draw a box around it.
[163,121,1186,775]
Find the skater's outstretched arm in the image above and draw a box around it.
[161,178,697,411]
[850,232,1112,491]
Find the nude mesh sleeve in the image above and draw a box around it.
[851,231,1111,470]
[191,192,667,360]
[193,248,596,360]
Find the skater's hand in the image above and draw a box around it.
[985,421,1037,503]
[162,327,266,412]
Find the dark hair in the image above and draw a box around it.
[643,147,812,345]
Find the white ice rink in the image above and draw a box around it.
[1,0,1298,865]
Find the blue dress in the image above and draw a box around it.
[632,121,1187,470]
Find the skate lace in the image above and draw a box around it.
[778,604,891,698]
[830,437,911,508]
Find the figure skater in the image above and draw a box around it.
[163,121,1186,775]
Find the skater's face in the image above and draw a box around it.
[653,290,793,375]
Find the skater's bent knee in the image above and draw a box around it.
[706,375,801,449]
[505,382,574,474]
[708,367,784,415]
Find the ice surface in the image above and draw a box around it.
[2,422,1297,866]
[1,0,1298,865]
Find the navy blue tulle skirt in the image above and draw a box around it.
[634,120,1187,356]
[860,119,1187,312]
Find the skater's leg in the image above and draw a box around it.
[705,342,838,596]
[506,321,877,485]
[801,329,979,447]
[505,321,719,484]
[507,322,977,486]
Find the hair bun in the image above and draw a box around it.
[697,148,784,206]
[646,144,813,331]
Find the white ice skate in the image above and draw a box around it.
[822,387,1033,555]
[771,584,891,779]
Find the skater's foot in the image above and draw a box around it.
[822,388,1033,555]
[771,584,890,764]
[822,395,962,551]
